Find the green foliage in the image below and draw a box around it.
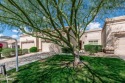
[1,48,24,58]
[61,47,72,53]
[11,48,22,55]
[18,49,23,55]
[0,48,2,52]
[29,47,38,53]
[2,55,125,83]
[84,45,102,54]
[22,49,29,54]
[1,48,14,57]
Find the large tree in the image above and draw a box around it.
[0,0,124,65]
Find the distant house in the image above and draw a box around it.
[19,28,102,52]
[19,34,61,52]
[102,16,125,55]
[0,39,20,49]
[16,16,125,55]
[80,29,102,49]
[0,41,8,48]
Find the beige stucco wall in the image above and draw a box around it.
[114,37,125,55]
[19,29,102,52]
[2,40,18,48]
[41,42,61,53]
[69,28,102,50]
[42,42,52,52]
[19,35,36,49]
[19,34,61,52]
[102,16,125,55]
[39,38,42,51]
[80,29,102,49]
[102,25,106,48]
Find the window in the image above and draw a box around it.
[89,40,98,45]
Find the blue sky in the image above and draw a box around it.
[0,7,125,39]
[0,22,102,39]
[0,26,20,39]
[0,16,121,39]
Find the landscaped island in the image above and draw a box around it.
[0,54,125,83]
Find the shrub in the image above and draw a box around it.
[98,45,103,52]
[11,48,22,55]
[18,49,22,55]
[84,45,102,54]
[1,48,24,57]
[22,49,29,54]
[61,47,72,53]
[29,47,38,53]
[2,48,14,57]
[0,48,2,52]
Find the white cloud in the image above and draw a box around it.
[0,34,3,36]
[87,22,101,30]
[11,35,18,38]
[12,30,19,33]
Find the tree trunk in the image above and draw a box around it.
[73,51,80,66]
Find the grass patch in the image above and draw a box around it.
[0,55,125,83]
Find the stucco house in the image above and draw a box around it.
[102,16,125,55]
[80,28,102,50]
[19,28,102,52]
[0,39,20,48]
[19,16,124,55]
[19,34,61,52]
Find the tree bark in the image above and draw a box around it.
[73,51,80,66]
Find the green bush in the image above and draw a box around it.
[18,49,22,55]
[22,49,29,54]
[1,48,24,57]
[11,48,22,55]
[84,45,102,54]
[2,48,14,57]
[0,48,2,52]
[30,47,38,53]
[61,47,72,53]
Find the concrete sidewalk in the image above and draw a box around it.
[0,52,56,71]
[0,52,44,63]
[118,55,125,60]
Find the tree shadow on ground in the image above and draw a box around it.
[5,55,125,83]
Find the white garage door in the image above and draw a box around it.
[115,37,125,55]
[42,42,52,52]
[22,43,35,49]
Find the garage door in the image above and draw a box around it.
[115,37,125,55]
[22,43,35,49]
[42,42,52,52]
